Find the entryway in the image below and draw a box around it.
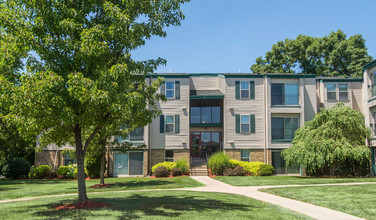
[190,132,221,158]
[114,151,144,177]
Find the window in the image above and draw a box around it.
[240,115,250,133]
[271,83,299,105]
[241,150,250,162]
[129,127,144,141]
[165,82,175,99]
[190,106,221,124]
[326,84,336,100]
[64,153,76,166]
[338,84,348,100]
[271,117,299,141]
[240,82,249,98]
[165,115,174,133]
[165,150,174,162]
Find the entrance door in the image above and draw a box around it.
[114,152,129,176]
[129,152,143,175]
[191,135,201,157]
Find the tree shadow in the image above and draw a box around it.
[100,180,173,189]
[0,187,20,191]
[30,193,256,219]
[0,179,70,186]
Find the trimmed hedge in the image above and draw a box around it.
[28,165,52,179]
[228,159,274,176]
[57,166,70,177]
[154,166,169,177]
[175,158,189,174]
[171,167,182,176]
[208,152,230,175]
[152,162,176,173]
[2,157,31,179]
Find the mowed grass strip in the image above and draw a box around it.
[0,191,311,220]
[0,177,204,200]
[263,184,376,220]
[214,176,376,186]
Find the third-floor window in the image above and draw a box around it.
[271,83,299,105]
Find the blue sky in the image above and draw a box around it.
[131,0,376,73]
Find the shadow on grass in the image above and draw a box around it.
[30,194,254,219]
[0,179,72,185]
[0,187,20,191]
[100,180,173,189]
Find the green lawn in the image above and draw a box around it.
[0,177,203,200]
[214,176,376,186]
[263,184,376,220]
[0,191,311,220]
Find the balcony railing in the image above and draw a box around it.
[271,94,299,105]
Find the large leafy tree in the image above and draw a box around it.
[0,0,188,202]
[251,30,373,77]
[281,103,371,176]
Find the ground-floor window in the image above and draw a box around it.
[165,150,174,162]
[64,153,76,166]
[272,150,300,175]
[241,150,250,162]
[113,151,143,176]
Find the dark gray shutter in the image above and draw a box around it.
[161,82,165,95]
[250,114,255,133]
[175,81,180,99]
[160,115,164,133]
[235,81,240,99]
[235,114,240,133]
[250,81,255,99]
[175,114,180,133]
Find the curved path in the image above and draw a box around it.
[1,177,375,220]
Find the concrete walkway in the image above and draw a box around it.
[185,176,366,220]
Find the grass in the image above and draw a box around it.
[0,177,204,200]
[262,184,376,220]
[214,176,376,186]
[0,191,311,220]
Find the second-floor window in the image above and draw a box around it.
[326,84,336,100]
[338,84,348,100]
[165,82,175,99]
[241,82,249,98]
[271,83,299,105]
[128,127,144,141]
[241,115,250,133]
[190,106,221,124]
[271,117,299,141]
[165,115,174,132]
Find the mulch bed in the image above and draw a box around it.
[89,184,113,188]
[54,200,111,210]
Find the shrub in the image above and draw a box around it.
[2,157,31,179]
[229,159,242,169]
[57,166,70,177]
[208,152,230,175]
[171,167,182,176]
[258,164,274,176]
[152,162,176,173]
[154,166,169,177]
[223,168,234,176]
[73,168,88,179]
[175,158,189,174]
[66,164,76,179]
[227,159,274,176]
[232,166,245,176]
[86,159,101,178]
[28,165,52,179]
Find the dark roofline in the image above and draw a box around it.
[363,60,376,71]
[146,73,316,78]
[317,77,363,82]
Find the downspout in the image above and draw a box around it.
[53,147,59,170]
[148,74,152,176]
[264,75,268,164]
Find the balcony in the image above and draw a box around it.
[271,94,299,106]
[190,99,223,127]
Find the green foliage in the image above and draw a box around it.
[57,166,70,177]
[154,166,169,177]
[175,158,189,175]
[258,164,274,176]
[251,30,373,77]
[208,152,230,175]
[229,159,274,176]
[171,167,182,176]
[85,145,102,178]
[2,157,31,179]
[66,164,77,179]
[152,162,176,173]
[28,165,52,179]
[282,103,371,176]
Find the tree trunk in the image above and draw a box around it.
[75,127,89,202]
[330,165,336,177]
[100,144,106,185]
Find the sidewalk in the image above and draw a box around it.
[186,176,366,220]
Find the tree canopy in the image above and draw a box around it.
[251,30,373,77]
[281,103,371,176]
[0,0,189,202]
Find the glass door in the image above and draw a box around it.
[191,135,201,157]
[114,152,129,176]
[129,152,143,175]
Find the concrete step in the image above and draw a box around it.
[190,169,209,176]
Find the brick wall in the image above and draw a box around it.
[250,149,265,162]
[224,149,241,160]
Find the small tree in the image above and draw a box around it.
[282,103,371,176]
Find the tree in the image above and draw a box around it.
[281,103,371,176]
[251,30,373,77]
[0,0,188,202]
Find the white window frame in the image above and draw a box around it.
[241,149,250,162]
[326,84,336,100]
[338,84,348,100]
[165,115,175,133]
[165,150,174,162]
[165,81,175,99]
[240,114,250,133]
[240,81,250,99]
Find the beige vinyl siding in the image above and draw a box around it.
[225,78,265,149]
[303,78,317,122]
[190,76,219,91]
[351,82,363,112]
[321,82,352,109]
[149,78,189,150]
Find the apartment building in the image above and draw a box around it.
[36,61,376,177]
